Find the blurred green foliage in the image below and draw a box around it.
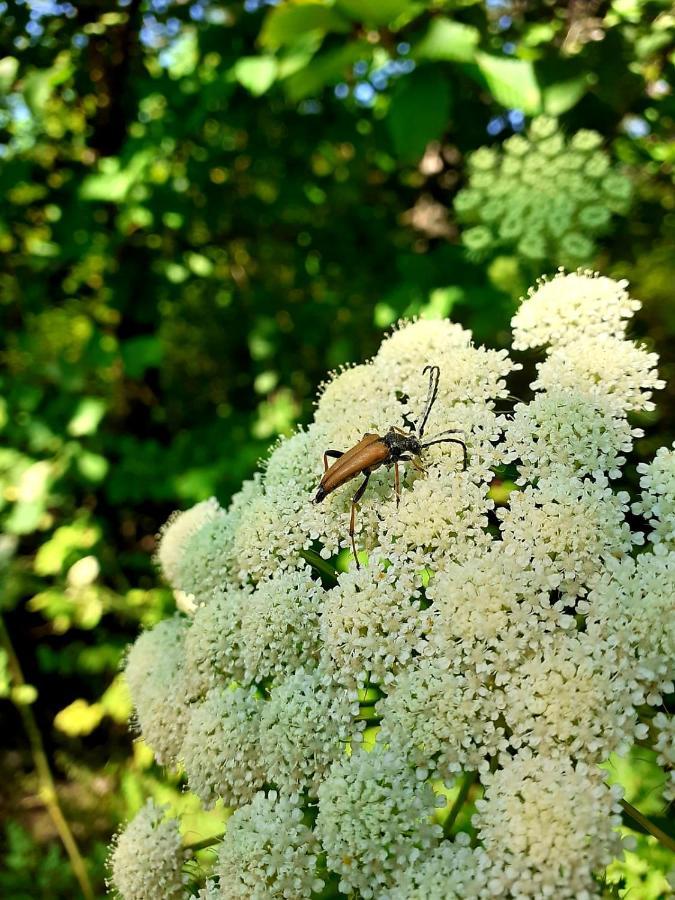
[0,0,673,896]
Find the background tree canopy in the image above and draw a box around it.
[0,0,673,896]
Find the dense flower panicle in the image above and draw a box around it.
[321,561,431,688]
[428,545,572,679]
[497,475,637,598]
[454,117,632,267]
[473,753,628,899]
[374,317,471,376]
[316,748,444,898]
[511,271,640,351]
[239,566,323,684]
[117,272,675,899]
[377,468,494,572]
[375,327,516,413]
[229,480,310,585]
[213,792,324,899]
[503,389,639,483]
[108,800,187,900]
[262,428,319,494]
[382,835,491,900]
[633,444,675,546]
[532,335,664,415]
[124,615,189,767]
[175,504,234,601]
[585,551,675,702]
[182,586,249,700]
[181,686,265,808]
[156,498,222,592]
[500,632,645,760]
[260,668,361,796]
[376,657,504,782]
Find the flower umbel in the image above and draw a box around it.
[118,271,674,899]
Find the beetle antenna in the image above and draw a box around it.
[417,365,440,438]
[422,430,467,470]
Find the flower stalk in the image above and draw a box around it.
[0,615,94,900]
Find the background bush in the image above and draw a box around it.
[0,0,673,896]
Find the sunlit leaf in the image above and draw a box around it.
[474,52,541,113]
[413,18,480,63]
[0,57,18,92]
[67,397,107,437]
[34,522,99,576]
[335,0,414,27]
[234,56,278,96]
[54,698,104,736]
[259,4,350,50]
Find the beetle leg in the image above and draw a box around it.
[323,449,344,472]
[349,472,370,570]
[394,462,400,507]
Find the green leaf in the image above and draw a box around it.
[34,522,99,576]
[234,56,278,96]
[284,42,369,102]
[542,74,588,115]
[475,52,541,113]
[386,66,452,161]
[259,4,350,50]
[334,0,414,27]
[121,336,163,379]
[413,18,480,63]
[0,57,18,92]
[67,397,107,437]
[79,150,152,202]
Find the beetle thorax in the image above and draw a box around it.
[383,428,421,458]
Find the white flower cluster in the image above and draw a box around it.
[123,616,189,767]
[316,748,444,897]
[633,443,675,546]
[473,753,628,898]
[653,712,675,803]
[108,800,187,900]
[113,271,674,900]
[213,791,324,898]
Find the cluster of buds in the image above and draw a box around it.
[454,117,632,267]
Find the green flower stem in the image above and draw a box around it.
[443,770,478,838]
[299,549,338,586]
[0,615,94,900]
[184,831,225,852]
[620,799,675,854]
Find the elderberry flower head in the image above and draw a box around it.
[633,443,675,547]
[512,270,640,351]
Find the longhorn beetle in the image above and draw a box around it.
[313,365,467,567]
